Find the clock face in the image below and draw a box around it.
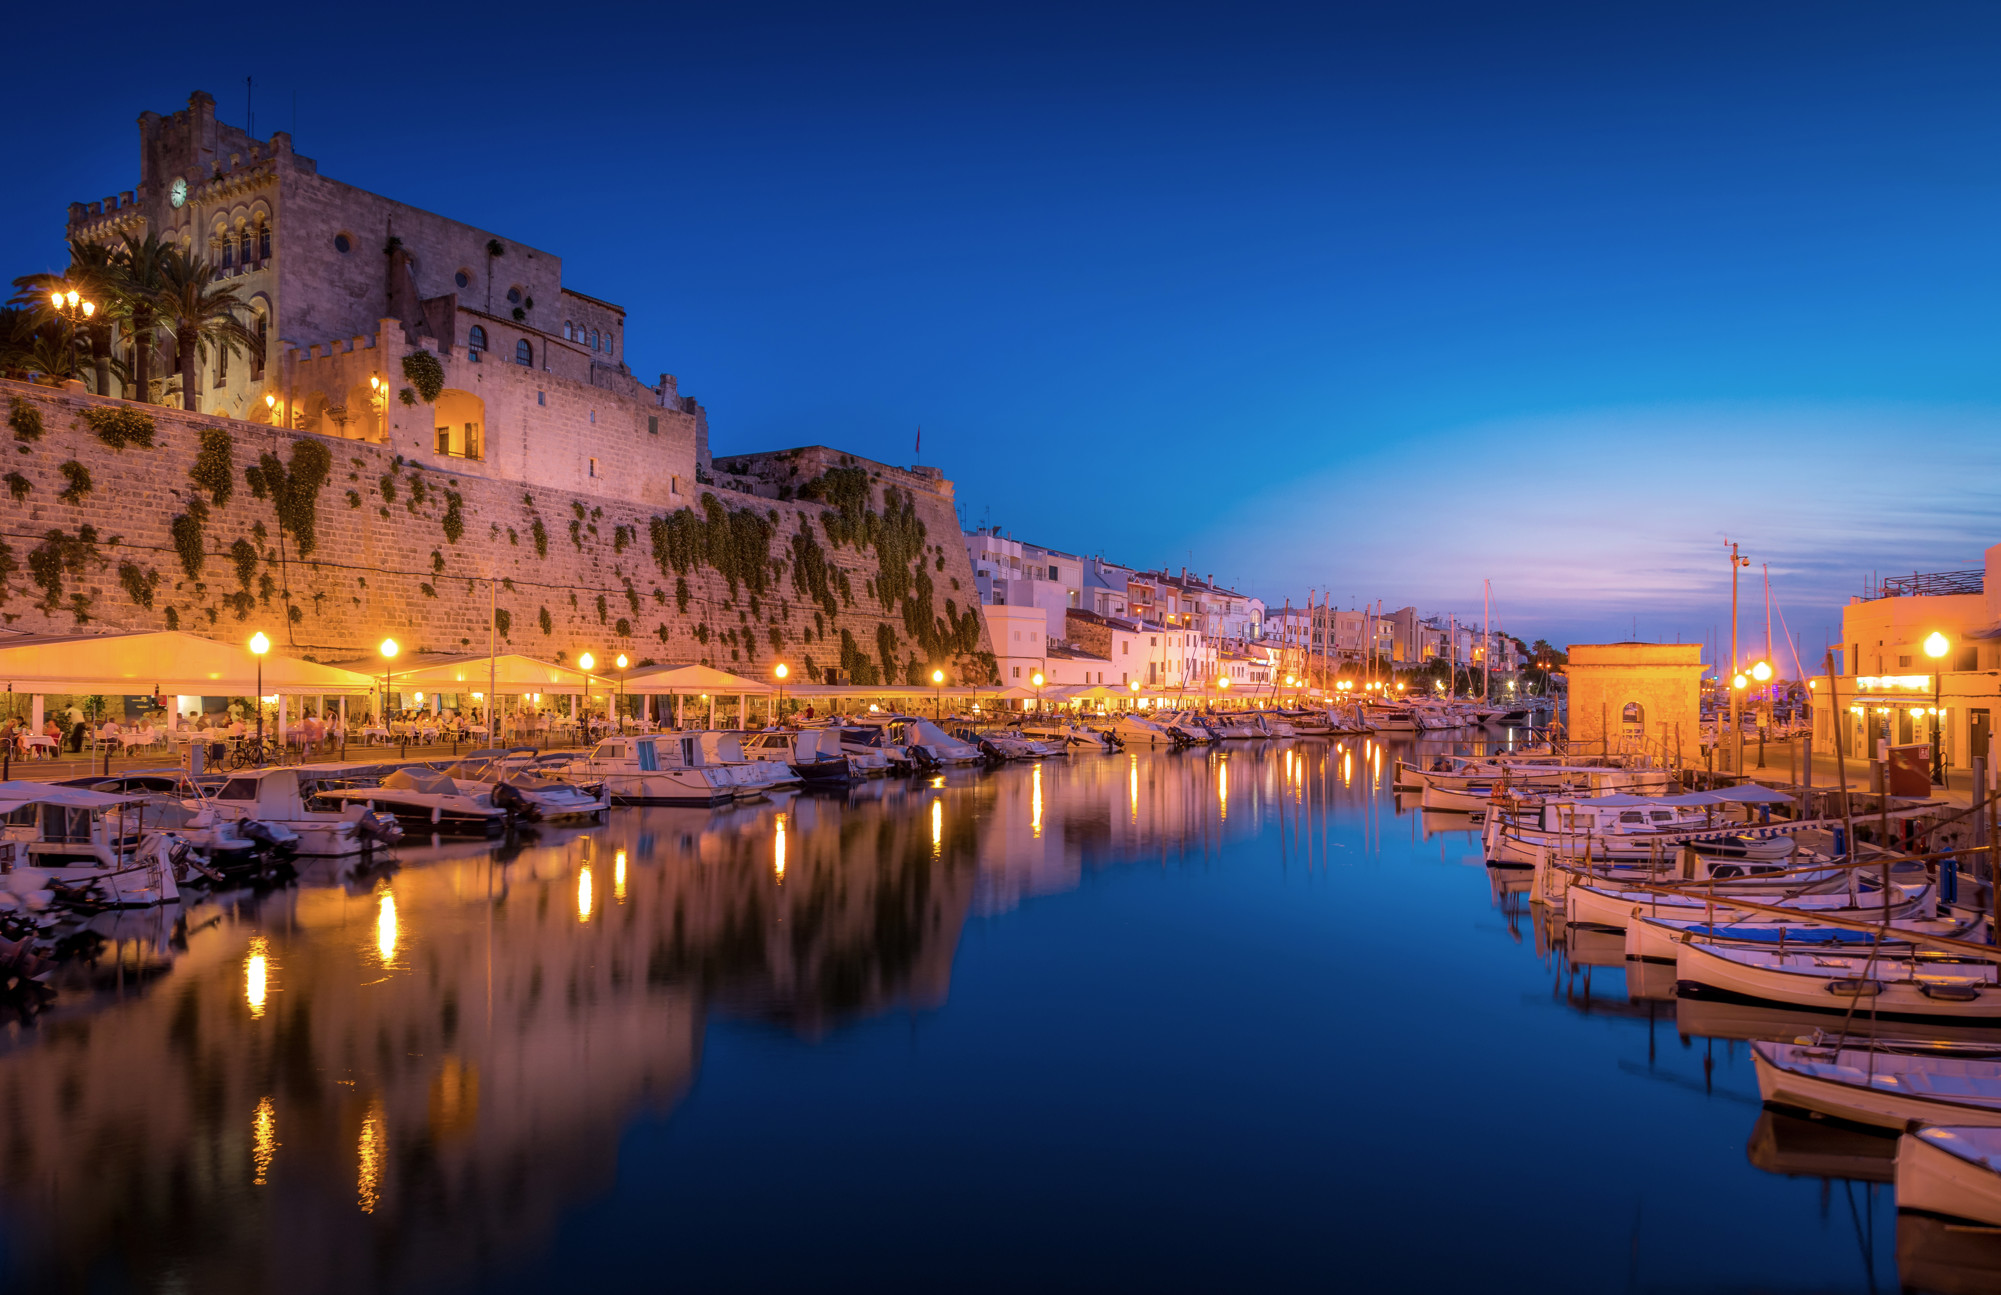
[169,177,187,208]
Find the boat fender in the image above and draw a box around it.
[1826,979,1883,997]
[1919,982,1982,1002]
[432,806,441,825]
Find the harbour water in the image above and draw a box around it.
[0,739,1976,1293]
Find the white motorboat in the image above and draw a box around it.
[442,749,611,822]
[0,781,185,907]
[847,715,983,766]
[808,724,897,774]
[569,735,735,805]
[204,766,406,856]
[1898,1126,2001,1226]
[736,728,845,787]
[316,765,511,835]
[1113,714,1183,746]
[1676,939,2001,1021]
[1754,1040,2001,1132]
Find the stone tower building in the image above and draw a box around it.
[65,90,708,510]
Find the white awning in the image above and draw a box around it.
[0,631,375,696]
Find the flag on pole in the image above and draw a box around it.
[915,426,922,457]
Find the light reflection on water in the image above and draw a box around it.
[0,739,1976,1292]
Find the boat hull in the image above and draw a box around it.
[1676,941,2001,1022]
[1899,1127,2001,1227]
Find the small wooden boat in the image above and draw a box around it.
[1898,1125,2001,1226]
[1677,940,2001,1021]
[1754,1039,2001,1130]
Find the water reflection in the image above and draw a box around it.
[0,735,1977,1292]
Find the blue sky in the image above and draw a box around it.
[10,1,2001,652]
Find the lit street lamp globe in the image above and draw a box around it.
[1924,632,1951,660]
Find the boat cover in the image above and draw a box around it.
[0,780,149,811]
[382,768,460,795]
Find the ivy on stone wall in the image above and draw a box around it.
[163,606,179,630]
[378,473,396,503]
[117,561,159,610]
[346,489,362,508]
[613,524,633,553]
[401,352,446,403]
[80,407,155,449]
[190,428,233,505]
[441,490,464,543]
[494,608,512,639]
[170,504,207,580]
[594,594,607,624]
[798,464,870,546]
[4,471,28,501]
[56,461,92,504]
[531,518,548,558]
[8,397,42,443]
[615,617,632,638]
[838,627,879,686]
[675,577,690,612]
[254,439,333,555]
[228,538,257,592]
[26,526,100,618]
[539,606,553,635]
[876,622,900,684]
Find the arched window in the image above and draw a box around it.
[257,221,271,260]
[604,331,613,356]
[515,338,533,366]
[562,322,572,340]
[252,310,267,378]
[455,270,470,289]
[467,325,486,361]
[239,228,253,264]
[219,234,234,268]
[1620,701,1645,740]
[590,328,600,351]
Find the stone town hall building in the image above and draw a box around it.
[65,90,709,510]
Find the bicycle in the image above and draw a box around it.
[229,738,276,769]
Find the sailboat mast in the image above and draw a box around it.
[1482,578,1491,703]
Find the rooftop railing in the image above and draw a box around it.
[1871,569,1986,599]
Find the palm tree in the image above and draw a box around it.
[111,232,173,404]
[0,306,71,384]
[153,247,257,414]
[10,238,123,392]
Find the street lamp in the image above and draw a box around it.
[1130,678,1142,712]
[379,637,399,750]
[248,632,270,758]
[1217,675,1230,711]
[1925,631,1951,785]
[49,287,95,382]
[615,652,629,734]
[932,668,946,723]
[774,662,788,725]
[1031,670,1044,715]
[579,652,595,738]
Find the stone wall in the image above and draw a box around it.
[1563,642,1704,762]
[0,381,995,682]
[277,319,700,510]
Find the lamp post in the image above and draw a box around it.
[774,663,788,725]
[1032,670,1044,716]
[249,632,270,760]
[932,668,946,723]
[49,288,96,382]
[1217,675,1231,711]
[380,638,400,755]
[578,652,595,740]
[615,653,629,734]
[1130,679,1141,713]
[1727,542,1750,773]
[1925,631,1951,785]
[1749,659,1773,767]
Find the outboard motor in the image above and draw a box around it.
[239,818,300,859]
[492,782,543,823]
[355,811,406,848]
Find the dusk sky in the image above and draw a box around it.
[11,1,2001,656]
